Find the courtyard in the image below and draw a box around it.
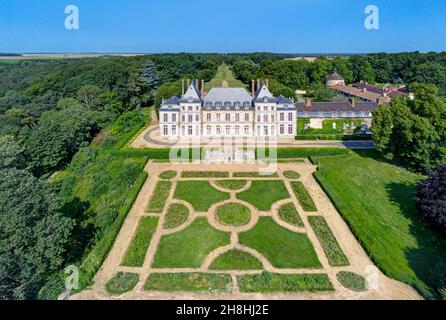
[71,160,420,300]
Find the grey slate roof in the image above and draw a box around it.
[204,87,253,104]
[253,83,276,103]
[179,82,202,103]
[296,101,379,112]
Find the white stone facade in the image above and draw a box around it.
[159,82,297,139]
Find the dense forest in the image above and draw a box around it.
[0,51,445,299]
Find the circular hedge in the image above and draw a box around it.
[159,170,177,180]
[283,170,301,180]
[216,203,251,226]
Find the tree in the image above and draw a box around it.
[76,85,102,107]
[350,55,375,83]
[141,59,160,89]
[305,83,337,101]
[0,135,25,169]
[416,165,446,235]
[0,168,74,299]
[267,79,296,100]
[372,84,446,169]
[232,60,259,84]
[308,57,333,84]
[412,62,446,95]
[154,81,181,109]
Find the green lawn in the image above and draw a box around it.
[308,216,349,266]
[121,217,158,267]
[205,63,245,92]
[152,218,230,268]
[181,171,229,178]
[215,203,251,226]
[146,181,172,213]
[278,202,304,227]
[313,150,446,299]
[239,217,321,269]
[291,181,317,212]
[144,273,232,292]
[209,249,263,270]
[163,203,189,229]
[237,180,290,211]
[215,180,247,190]
[237,272,334,293]
[106,272,140,295]
[175,181,229,212]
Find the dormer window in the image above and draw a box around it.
[224,102,231,109]
[216,102,222,108]
[263,97,268,103]
[188,97,193,103]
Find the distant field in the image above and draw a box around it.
[0,53,144,61]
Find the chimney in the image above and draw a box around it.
[251,80,255,97]
[187,79,191,87]
[266,79,269,88]
[201,80,205,97]
[257,79,260,90]
[362,88,367,93]
[195,79,199,88]
[182,79,185,96]
[349,97,356,107]
[305,98,312,108]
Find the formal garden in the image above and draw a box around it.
[102,164,371,297]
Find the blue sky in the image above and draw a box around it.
[0,0,445,53]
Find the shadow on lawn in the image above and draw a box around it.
[386,182,446,299]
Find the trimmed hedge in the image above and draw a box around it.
[256,148,349,160]
[295,135,373,141]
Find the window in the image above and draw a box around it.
[288,112,293,121]
[235,126,240,136]
[188,115,193,122]
[280,113,284,122]
[257,115,261,122]
[235,113,240,122]
[271,106,275,111]
[172,125,177,135]
[271,115,275,123]
[264,106,268,111]
[196,115,199,122]
[207,113,211,121]
[196,106,199,111]
[257,126,261,134]
[245,113,249,122]
[271,126,275,136]
[244,126,250,135]
[172,114,177,122]
[163,114,168,122]
[182,115,185,122]
[188,125,193,136]
[257,106,260,111]
[225,113,230,122]
[225,126,231,135]
[216,126,221,135]
[182,106,185,111]
[264,115,268,123]
[207,126,211,135]
[217,114,221,122]
[188,106,192,111]
[163,125,168,135]
[280,124,284,135]
[182,126,185,136]
[264,126,269,136]
[288,124,293,135]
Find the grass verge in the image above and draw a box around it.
[121,217,158,267]
[291,181,317,212]
[163,203,189,229]
[106,272,140,295]
[336,272,367,292]
[215,180,247,190]
[175,181,229,212]
[146,181,172,213]
[237,272,334,292]
[278,203,304,227]
[209,249,263,270]
[144,273,232,292]
[237,180,290,211]
[181,171,230,178]
[215,203,251,226]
